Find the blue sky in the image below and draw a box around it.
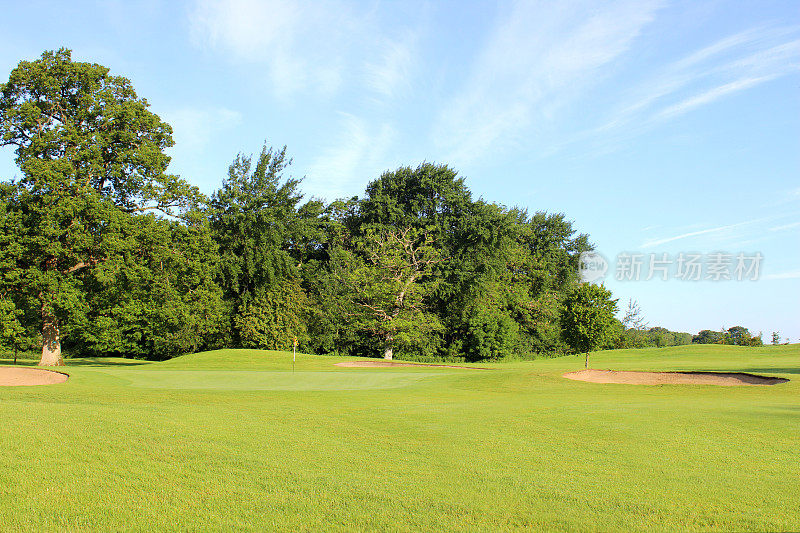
[1,0,798,340]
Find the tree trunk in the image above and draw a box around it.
[40,314,63,366]
[383,335,394,360]
[584,352,589,369]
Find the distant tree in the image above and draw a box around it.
[727,326,753,346]
[748,331,763,347]
[622,299,647,330]
[772,331,781,345]
[693,329,723,344]
[353,163,592,361]
[649,326,671,348]
[0,49,201,365]
[561,283,618,368]
[65,213,225,359]
[671,332,692,345]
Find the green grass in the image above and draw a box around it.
[1,345,798,531]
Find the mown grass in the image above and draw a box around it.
[1,345,798,531]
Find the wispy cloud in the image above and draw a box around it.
[431,0,663,164]
[640,216,772,248]
[189,0,424,104]
[653,74,779,120]
[764,269,800,280]
[304,114,397,199]
[770,221,800,232]
[589,26,800,147]
[364,31,419,100]
[189,0,362,98]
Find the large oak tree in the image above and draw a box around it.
[0,49,201,365]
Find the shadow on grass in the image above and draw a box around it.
[0,359,37,367]
[2,357,150,367]
[65,358,149,367]
[742,367,800,375]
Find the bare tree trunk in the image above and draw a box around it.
[384,334,393,360]
[584,352,589,369]
[40,313,63,366]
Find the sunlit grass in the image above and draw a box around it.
[1,345,798,531]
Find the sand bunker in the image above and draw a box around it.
[336,361,485,370]
[564,369,788,386]
[0,367,69,386]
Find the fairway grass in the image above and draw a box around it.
[1,345,798,531]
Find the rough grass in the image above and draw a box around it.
[1,345,798,531]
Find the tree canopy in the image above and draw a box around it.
[0,49,204,365]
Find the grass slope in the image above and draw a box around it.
[1,345,798,531]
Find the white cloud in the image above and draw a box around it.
[432,0,663,165]
[640,216,772,248]
[764,270,800,280]
[653,75,779,120]
[364,31,419,99]
[189,0,299,60]
[304,114,397,199]
[589,28,800,145]
[189,0,423,103]
[769,221,800,232]
[188,0,361,98]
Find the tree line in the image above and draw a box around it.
[2,49,619,365]
[692,327,764,346]
[3,49,768,366]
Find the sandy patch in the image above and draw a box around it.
[0,367,69,386]
[563,369,788,386]
[336,361,486,370]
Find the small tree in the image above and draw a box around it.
[772,331,781,345]
[561,283,618,368]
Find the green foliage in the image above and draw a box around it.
[0,297,24,348]
[561,283,619,355]
[62,214,225,359]
[617,326,693,348]
[332,227,443,359]
[354,163,589,360]
[692,326,762,347]
[210,145,302,302]
[235,277,310,351]
[0,50,635,363]
[0,49,202,362]
[209,144,326,349]
[693,329,724,344]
